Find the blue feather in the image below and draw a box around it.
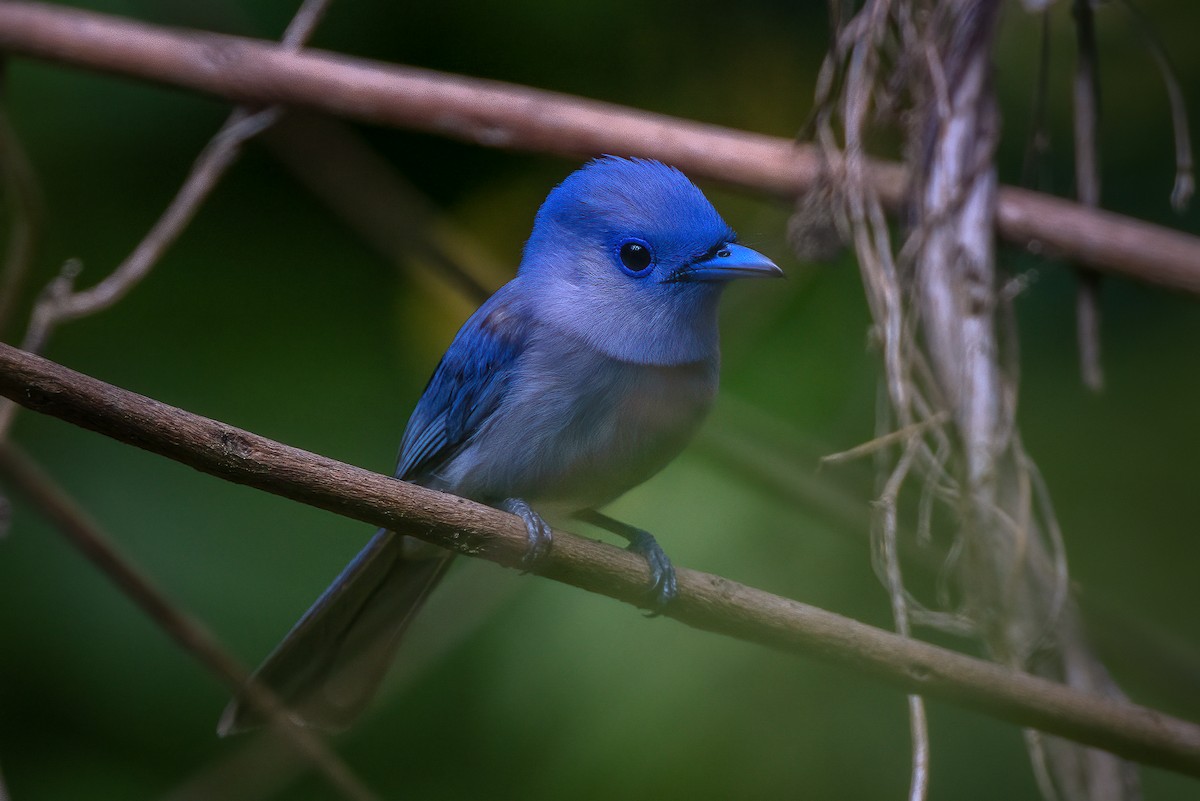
[396,285,531,482]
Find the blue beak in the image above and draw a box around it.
[669,243,783,283]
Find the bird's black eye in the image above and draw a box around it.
[617,238,654,277]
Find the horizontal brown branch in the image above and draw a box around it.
[1,340,1199,779]
[1,2,1199,295]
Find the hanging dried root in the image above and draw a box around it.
[808,1,1142,798]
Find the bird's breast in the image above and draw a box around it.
[437,333,718,514]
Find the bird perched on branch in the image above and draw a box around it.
[220,156,781,733]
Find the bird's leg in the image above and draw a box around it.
[500,497,553,570]
[576,509,678,615]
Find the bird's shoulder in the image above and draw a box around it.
[396,284,537,481]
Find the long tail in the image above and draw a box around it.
[219,529,453,734]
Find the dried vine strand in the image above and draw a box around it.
[812,1,1143,798]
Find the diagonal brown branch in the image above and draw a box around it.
[0,2,1198,294]
[1,340,1200,781]
[0,441,378,801]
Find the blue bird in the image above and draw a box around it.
[219,157,781,733]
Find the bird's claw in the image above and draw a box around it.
[625,529,678,615]
[501,498,553,571]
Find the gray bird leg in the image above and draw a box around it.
[576,509,678,614]
[500,497,553,569]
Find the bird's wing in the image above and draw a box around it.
[396,289,531,482]
[221,294,533,734]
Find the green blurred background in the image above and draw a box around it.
[2,0,1200,798]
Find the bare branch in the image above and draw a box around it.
[2,342,1200,780]
[1116,0,1195,211]
[0,3,1197,294]
[820,413,950,466]
[16,108,275,356]
[0,441,377,801]
[278,0,332,49]
[1020,10,1054,190]
[1073,0,1105,392]
[0,84,43,337]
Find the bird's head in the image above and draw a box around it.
[516,157,781,365]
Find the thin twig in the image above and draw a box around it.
[0,441,378,801]
[0,3,1198,294]
[3,343,1200,780]
[1072,0,1105,392]
[1,0,335,442]
[821,22,948,794]
[1020,9,1053,191]
[17,108,275,354]
[277,0,331,48]
[820,412,950,466]
[1072,0,1102,212]
[16,0,332,358]
[874,413,930,801]
[1116,0,1194,212]
[0,81,43,337]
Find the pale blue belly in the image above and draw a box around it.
[427,334,718,514]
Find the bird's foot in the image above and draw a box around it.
[575,510,679,615]
[624,528,678,616]
[500,498,553,571]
